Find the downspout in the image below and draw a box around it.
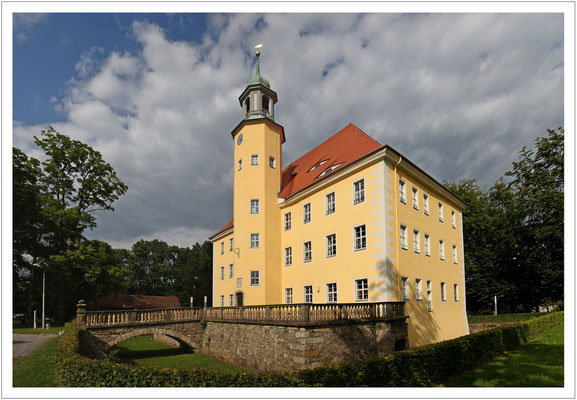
[393,154,402,301]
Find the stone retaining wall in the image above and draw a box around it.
[202,318,408,371]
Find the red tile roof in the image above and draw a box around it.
[95,294,181,310]
[279,123,382,198]
[211,218,234,239]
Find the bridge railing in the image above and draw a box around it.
[76,301,405,329]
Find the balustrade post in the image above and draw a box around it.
[300,304,310,322]
[265,306,271,321]
[342,304,348,320]
[239,306,244,320]
[370,303,376,319]
[76,300,87,330]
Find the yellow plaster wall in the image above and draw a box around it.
[279,160,389,304]
[230,121,283,306]
[393,165,469,347]
[212,231,237,306]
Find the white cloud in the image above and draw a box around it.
[13,13,564,249]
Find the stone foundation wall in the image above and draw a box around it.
[202,318,408,371]
[153,333,182,348]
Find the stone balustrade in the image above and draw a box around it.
[80,301,405,328]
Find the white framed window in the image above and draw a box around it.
[250,199,260,214]
[251,154,259,166]
[285,288,293,304]
[354,224,367,251]
[441,282,446,301]
[229,238,234,252]
[326,192,336,215]
[439,240,445,260]
[220,242,224,255]
[250,233,260,249]
[236,278,242,288]
[326,234,337,258]
[412,186,419,209]
[220,266,224,280]
[284,246,292,266]
[250,270,260,286]
[284,212,292,231]
[269,156,276,168]
[451,210,456,228]
[303,241,312,263]
[238,159,242,171]
[400,224,408,250]
[413,229,420,253]
[229,264,233,279]
[438,202,444,222]
[415,279,423,301]
[229,294,234,306]
[304,285,313,303]
[327,282,338,303]
[399,179,406,204]
[423,193,429,215]
[427,280,433,311]
[353,179,365,205]
[454,284,459,302]
[453,245,458,264]
[355,278,369,302]
[424,233,431,256]
[303,203,311,224]
[220,295,224,307]
[401,277,409,300]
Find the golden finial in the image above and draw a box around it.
[255,43,263,58]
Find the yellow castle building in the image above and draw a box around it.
[210,51,469,347]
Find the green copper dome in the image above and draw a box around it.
[247,57,270,88]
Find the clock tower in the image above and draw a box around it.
[230,47,285,305]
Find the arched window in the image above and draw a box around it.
[245,98,250,116]
[262,95,270,114]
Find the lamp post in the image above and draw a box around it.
[33,263,46,329]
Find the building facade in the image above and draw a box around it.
[209,52,469,347]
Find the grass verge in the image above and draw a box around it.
[112,335,247,374]
[444,322,564,387]
[13,337,60,387]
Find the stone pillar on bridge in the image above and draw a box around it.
[76,300,87,331]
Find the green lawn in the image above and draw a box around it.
[13,326,63,335]
[112,335,247,374]
[13,337,60,387]
[468,312,551,324]
[444,323,564,387]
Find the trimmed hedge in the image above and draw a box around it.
[55,312,563,387]
[298,311,564,387]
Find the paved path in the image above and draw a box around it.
[13,334,57,358]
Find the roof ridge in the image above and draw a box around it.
[347,123,382,147]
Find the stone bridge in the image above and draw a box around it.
[76,301,409,371]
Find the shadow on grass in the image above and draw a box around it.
[117,347,192,361]
[445,324,564,387]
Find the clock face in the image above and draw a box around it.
[237,134,243,145]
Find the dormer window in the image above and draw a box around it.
[318,163,343,178]
[309,160,328,172]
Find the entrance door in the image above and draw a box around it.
[236,292,244,307]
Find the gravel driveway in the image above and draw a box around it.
[13,334,57,358]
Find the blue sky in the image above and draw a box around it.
[14,13,208,124]
[10,10,566,249]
